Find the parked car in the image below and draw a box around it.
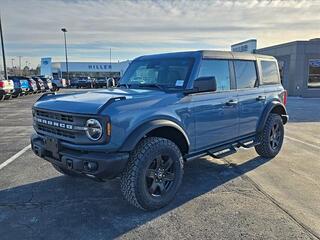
[70,78,79,88]
[8,76,23,98]
[77,77,92,88]
[0,78,14,100]
[94,77,108,88]
[40,77,53,91]
[31,50,288,210]
[52,78,67,91]
[32,77,46,93]
[8,76,30,97]
[25,77,38,94]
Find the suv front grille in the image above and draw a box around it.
[36,110,73,122]
[38,124,75,139]
[34,109,77,140]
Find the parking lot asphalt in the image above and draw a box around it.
[0,90,319,240]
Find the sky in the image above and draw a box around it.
[0,0,320,68]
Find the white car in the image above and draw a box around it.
[51,78,68,91]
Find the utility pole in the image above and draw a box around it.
[18,56,22,76]
[109,48,111,78]
[61,28,69,82]
[0,13,7,79]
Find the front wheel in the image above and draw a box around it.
[120,137,184,210]
[255,113,284,158]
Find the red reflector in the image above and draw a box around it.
[0,81,4,88]
[283,90,287,105]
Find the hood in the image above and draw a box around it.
[33,88,165,115]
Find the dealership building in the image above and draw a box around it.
[232,39,320,97]
[40,57,130,79]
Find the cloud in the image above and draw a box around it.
[0,0,319,67]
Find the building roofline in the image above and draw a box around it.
[257,39,320,51]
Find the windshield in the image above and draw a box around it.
[120,58,194,90]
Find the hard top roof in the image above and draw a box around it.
[136,50,275,61]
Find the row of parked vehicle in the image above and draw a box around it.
[70,77,118,89]
[0,76,62,100]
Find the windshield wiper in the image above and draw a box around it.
[137,83,166,91]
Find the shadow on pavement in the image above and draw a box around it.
[0,155,271,239]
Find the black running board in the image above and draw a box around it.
[208,145,237,159]
[185,135,258,161]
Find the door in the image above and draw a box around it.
[234,60,265,137]
[190,59,239,151]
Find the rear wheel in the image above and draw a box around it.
[52,164,81,177]
[120,137,184,210]
[11,93,19,98]
[255,113,284,158]
[4,94,11,100]
[52,84,58,92]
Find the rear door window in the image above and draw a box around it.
[197,60,231,91]
[261,60,280,84]
[234,60,258,89]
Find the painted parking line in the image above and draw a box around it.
[285,136,320,151]
[0,145,31,171]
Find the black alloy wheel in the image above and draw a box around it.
[120,137,184,210]
[255,113,284,158]
[269,122,281,150]
[145,154,176,197]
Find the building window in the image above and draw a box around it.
[308,59,320,88]
[198,60,231,91]
[234,60,257,89]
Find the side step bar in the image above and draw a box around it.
[185,136,258,161]
[238,140,257,149]
[208,145,237,159]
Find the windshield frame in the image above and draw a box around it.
[119,57,195,91]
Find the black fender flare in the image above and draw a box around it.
[119,119,190,152]
[256,101,288,133]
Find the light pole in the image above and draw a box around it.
[11,58,14,75]
[61,28,69,82]
[0,13,7,79]
[18,56,22,76]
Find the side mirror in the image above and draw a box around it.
[192,76,217,93]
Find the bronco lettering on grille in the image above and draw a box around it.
[35,117,73,130]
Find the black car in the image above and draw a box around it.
[94,77,107,88]
[70,78,79,88]
[77,77,92,88]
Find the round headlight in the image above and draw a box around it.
[85,119,103,141]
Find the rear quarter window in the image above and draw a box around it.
[234,60,258,89]
[261,60,280,84]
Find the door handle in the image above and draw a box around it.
[256,95,266,101]
[226,99,238,106]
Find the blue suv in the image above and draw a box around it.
[31,51,288,210]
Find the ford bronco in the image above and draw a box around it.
[31,51,288,210]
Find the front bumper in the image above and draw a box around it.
[0,89,14,95]
[31,133,129,179]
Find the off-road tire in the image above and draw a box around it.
[52,164,81,177]
[120,137,184,210]
[255,113,284,158]
[4,94,11,100]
